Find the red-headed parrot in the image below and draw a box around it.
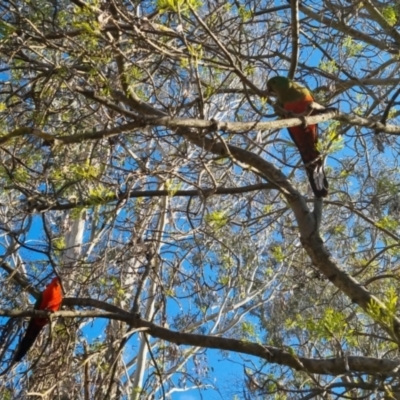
[13,277,63,362]
[267,76,328,198]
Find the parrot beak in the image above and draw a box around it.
[267,85,276,96]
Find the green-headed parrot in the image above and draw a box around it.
[267,76,328,198]
[13,277,63,362]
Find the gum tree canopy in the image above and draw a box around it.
[1,0,400,399]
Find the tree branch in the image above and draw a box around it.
[1,306,399,377]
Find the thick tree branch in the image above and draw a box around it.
[6,111,400,149]
[288,0,299,79]
[1,306,399,377]
[20,183,274,212]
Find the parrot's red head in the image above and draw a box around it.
[42,277,63,311]
[50,277,61,287]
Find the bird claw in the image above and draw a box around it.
[313,165,326,191]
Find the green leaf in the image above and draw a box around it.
[156,0,202,14]
[205,210,228,230]
[382,6,398,27]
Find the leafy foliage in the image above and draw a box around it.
[0,0,400,399]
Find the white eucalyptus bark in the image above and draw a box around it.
[131,195,168,400]
[63,210,86,270]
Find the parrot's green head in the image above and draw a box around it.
[267,76,291,96]
[267,76,311,103]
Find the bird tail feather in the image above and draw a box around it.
[13,324,42,362]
